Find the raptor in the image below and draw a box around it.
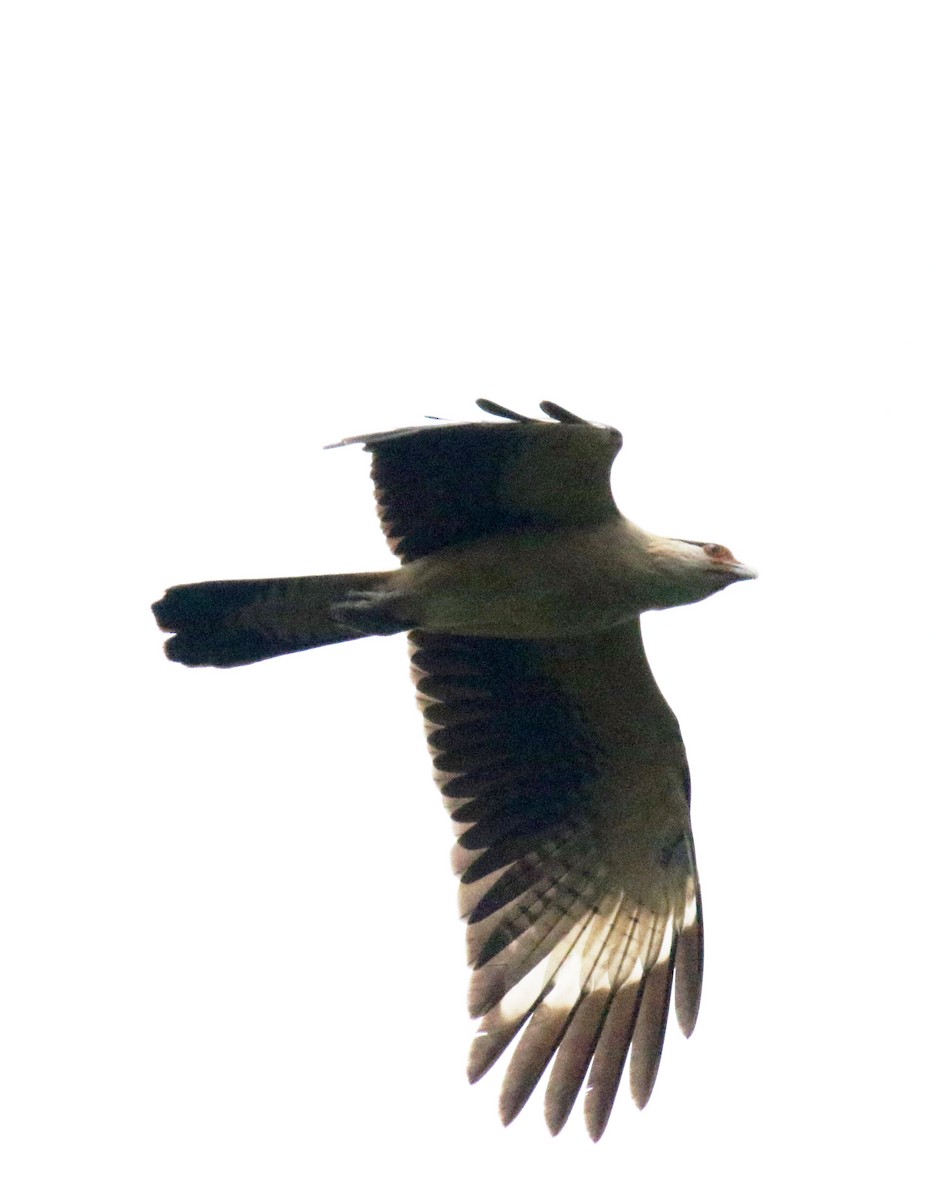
[152,399,756,1139]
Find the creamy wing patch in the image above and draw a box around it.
[410,626,703,1138]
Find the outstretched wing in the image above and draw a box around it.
[334,400,622,562]
[409,622,703,1140]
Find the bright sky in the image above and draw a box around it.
[4,3,931,1197]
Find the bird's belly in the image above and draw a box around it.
[394,524,642,637]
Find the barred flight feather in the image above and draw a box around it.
[409,627,703,1138]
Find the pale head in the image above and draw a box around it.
[643,536,757,610]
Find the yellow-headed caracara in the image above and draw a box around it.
[153,400,756,1139]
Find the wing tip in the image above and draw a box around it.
[475,398,534,422]
[475,397,617,436]
[674,906,704,1038]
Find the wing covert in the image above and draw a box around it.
[335,401,622,561]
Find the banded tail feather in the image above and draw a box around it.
[153,571,395,667]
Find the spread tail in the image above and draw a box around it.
[152,571,398,667]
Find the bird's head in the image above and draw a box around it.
[643,536,757,609]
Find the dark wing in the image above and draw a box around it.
[333,401,622,562]
[409,622,703,1140]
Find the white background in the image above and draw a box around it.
[3,3,931,1196]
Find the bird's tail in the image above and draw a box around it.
[152,571,399,667]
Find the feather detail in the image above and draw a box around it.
[674,895,704,1037]
[410,626,701,1134]
[584,982,644,1140]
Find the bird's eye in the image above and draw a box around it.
[702,543,733,562]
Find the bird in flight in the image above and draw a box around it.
[153,399,755,1139]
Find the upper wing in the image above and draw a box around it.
[334,400,622,562]
[409,621,703,1140]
